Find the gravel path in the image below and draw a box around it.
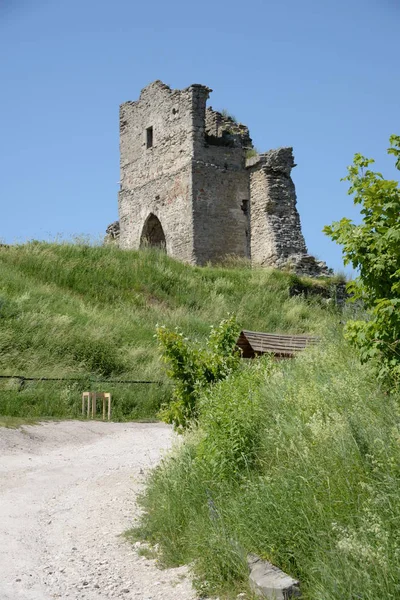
[0,420,197,600]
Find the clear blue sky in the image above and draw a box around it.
[1,0,399,272]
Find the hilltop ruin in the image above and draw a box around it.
[112,80,330,276]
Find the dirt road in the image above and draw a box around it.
[0,421,196,600]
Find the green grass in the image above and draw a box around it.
[136,334,400,599]
[0,241,338,420]
[0,415,40,428]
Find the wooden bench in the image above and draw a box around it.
[236,330,319,359]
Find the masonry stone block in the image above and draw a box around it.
[248,554,301,599]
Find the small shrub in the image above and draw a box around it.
[245,147,259,159]
[156,315,240,429]
[221,108,238,123]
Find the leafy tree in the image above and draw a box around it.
[156,315,240,429]
[324,135,400,383]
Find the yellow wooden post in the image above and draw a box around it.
[82,392,91,417]
[106,393,111,421]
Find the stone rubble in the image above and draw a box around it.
[105,220,120,245]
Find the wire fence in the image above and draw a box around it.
[0,374,166,391]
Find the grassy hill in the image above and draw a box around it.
[0,241,339,420]
[5,241,399,599]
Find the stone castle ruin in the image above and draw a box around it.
[113,80,330,276]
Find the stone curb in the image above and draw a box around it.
[247,554,301,599]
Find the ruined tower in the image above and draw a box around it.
[117,80,329,276]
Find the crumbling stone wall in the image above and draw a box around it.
[248,148,307,266]
[247,148,330,275]
[205,107,252,149]
[116,80,330,276]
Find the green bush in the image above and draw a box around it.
[324,135,400,384]
[156,315,241,429]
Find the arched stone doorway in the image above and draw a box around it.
[140,213,166,250]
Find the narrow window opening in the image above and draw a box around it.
[241,199,249,215]
[146,126,153,149]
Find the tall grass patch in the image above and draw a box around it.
[0,378,166,420]
[136,336,400,599]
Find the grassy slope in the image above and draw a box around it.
[137,338,400,600]
[0,242,336,420]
